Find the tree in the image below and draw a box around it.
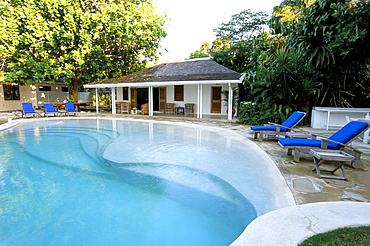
[288,0,370,107]
[214,9,270,44]
[270,0,314,35]
[188,9,269,73]
[0,0,167,101]
[245,46,321,109]
[188,42,211,59]
[210,9,269,73]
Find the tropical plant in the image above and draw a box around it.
[287,0,370,107]
[0,0,167,101]
[189,9,270,73]
[270,0,314,35]
[214,9,270,44]
[248,47,321,102]
[221,87,239,109]
[239,46,321,125]
[238,101,294,125]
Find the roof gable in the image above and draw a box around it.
[92,59,241,84]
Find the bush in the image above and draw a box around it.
[238,101,293,125]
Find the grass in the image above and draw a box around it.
[300,226,370,246]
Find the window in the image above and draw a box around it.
[122,87,129,100]
[3,84,20,100]
[61,87,69,92]
[38,86,51,91]
[174,85,184,101]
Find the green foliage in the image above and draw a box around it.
[221,87,238,108]
[214,9,270,44]
[0,0,167,100]
[188,50,210,59]
[300,226,370,246]
[188,9,270,73]
[287,0,370,107]
[270,0,314,35]
[245,46,321,104]
[237,101,293,125]
[191,0,369,124]
[92,92,111,106]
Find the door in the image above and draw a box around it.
[153,88,159,111]
[136,88,148,109]
[130,88,136,108]
[159,87,166,112]
[211,86,222,113]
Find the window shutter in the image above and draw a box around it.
[174,85,184,101]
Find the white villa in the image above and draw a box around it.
[84,58,243,121]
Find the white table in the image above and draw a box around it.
[311,107,370,130]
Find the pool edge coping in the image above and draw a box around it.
[231,201,370,246]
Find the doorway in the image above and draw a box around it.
[136,88,160,111]
[211,86,222,113]
[136,88,148,109]
[153,88,159,111]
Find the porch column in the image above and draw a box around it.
[111,87,116,114]
[95,88,99,113]
[148,86,153,116]
[228,83,233,122]
[197,84,203,119]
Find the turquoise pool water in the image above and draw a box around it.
[0,119,280,245]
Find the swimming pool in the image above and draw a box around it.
[0,118,294,245]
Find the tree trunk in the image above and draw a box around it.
[71,75,82,102]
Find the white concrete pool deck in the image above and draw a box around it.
[232,201,370,245]
[1,114,369,245]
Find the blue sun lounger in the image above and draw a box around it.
[64,102,79,116]
[44,103,63,117]
[250,111,306,141]
[21,102,40,118]
[278,121,369,166]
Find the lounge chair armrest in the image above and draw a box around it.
[265,122,291,130]
[320,138,353,149]
[264,122,275,126]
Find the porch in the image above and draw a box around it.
[79,111,236,122]
[83,59,243,122]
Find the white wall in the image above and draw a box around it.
[111,83,239,115]
[165,84,232,115]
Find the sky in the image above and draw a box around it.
[153,0,283,63]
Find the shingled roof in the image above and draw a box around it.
[91,59,241,85]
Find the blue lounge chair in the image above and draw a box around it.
[44,103,63,117]
[21,102,40,118]
[278,121,369,166]
[250,111,307,141]
[64,102,79,116]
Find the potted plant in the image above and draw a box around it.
[222,87,238,116]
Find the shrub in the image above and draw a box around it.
[238,101,293,125]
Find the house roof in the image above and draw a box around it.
[88,59,241,86]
